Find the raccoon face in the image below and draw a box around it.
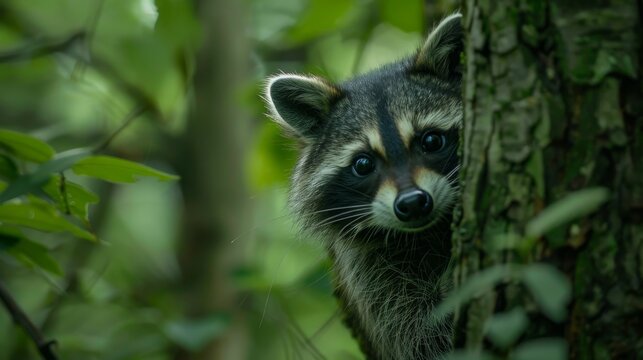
[265,14,463,242]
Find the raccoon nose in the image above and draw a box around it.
[394,189,433,222]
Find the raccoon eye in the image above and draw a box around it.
[421,131,446,153]
[352,155,375,176]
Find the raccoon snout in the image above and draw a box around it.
[393,188,433,222]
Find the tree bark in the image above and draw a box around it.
[454,0,642,358]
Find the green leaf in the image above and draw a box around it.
[526,187,609,238]
[511,338,567,360]
[72,156,179,183]
[0,154,19,180]
[522,264,571,322]
[485,308,529,348]
[0,227,63,275]
[0,129,55,163]
[164,314,229,352]
[488,232,522,252]
[0,149,90,203]
[42,176,99,222]
[434,265,517,319]
[0,203,95,241]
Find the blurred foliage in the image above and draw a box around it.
[0,0,458,359]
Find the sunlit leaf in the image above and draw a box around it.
[522,264,571,322]
[72,156,179,183]
[164,314,230,352]
[510,338,567,360]
[526,187,609,238]
[42,175,99,222]
[0,202,95,241]
[0,227,63,275]
[485,308,529,348]
[0,149,90,203]
[0,129,55,163]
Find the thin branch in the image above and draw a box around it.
[0,281,58,360]
[0,32,85,63]
[94,105,149,153]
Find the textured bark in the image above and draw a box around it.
[454,0,642,358]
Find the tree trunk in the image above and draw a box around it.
[453,1,642,358]
[174,0,250,359]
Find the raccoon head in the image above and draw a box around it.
[265,14,463,244]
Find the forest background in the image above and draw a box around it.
[0,0,458,359]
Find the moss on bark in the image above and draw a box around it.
[454,0,642,358]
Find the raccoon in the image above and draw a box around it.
[264,14,463,360]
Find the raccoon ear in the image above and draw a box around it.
[265,74,342,141]
[412,13,463,79]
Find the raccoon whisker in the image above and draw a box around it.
[312,211,371,230]
[330,182,370,197]
[339,222,361,240]
[312,209,371,228]
[299,208,370,230]
[335,213,370,233]
[366,225,381,242]
[440,145,459,175]
[299,205,372,229]
[304,204,371,216]
[315,204,371,212]
[329,182,384,204]
[338,214,370,239]
[343,223,376,251]
[445,164,460,177]
[445,164,461,181]
[384,228,393,248]
[309,207,370,224]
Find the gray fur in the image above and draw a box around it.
[265,14,463,360]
